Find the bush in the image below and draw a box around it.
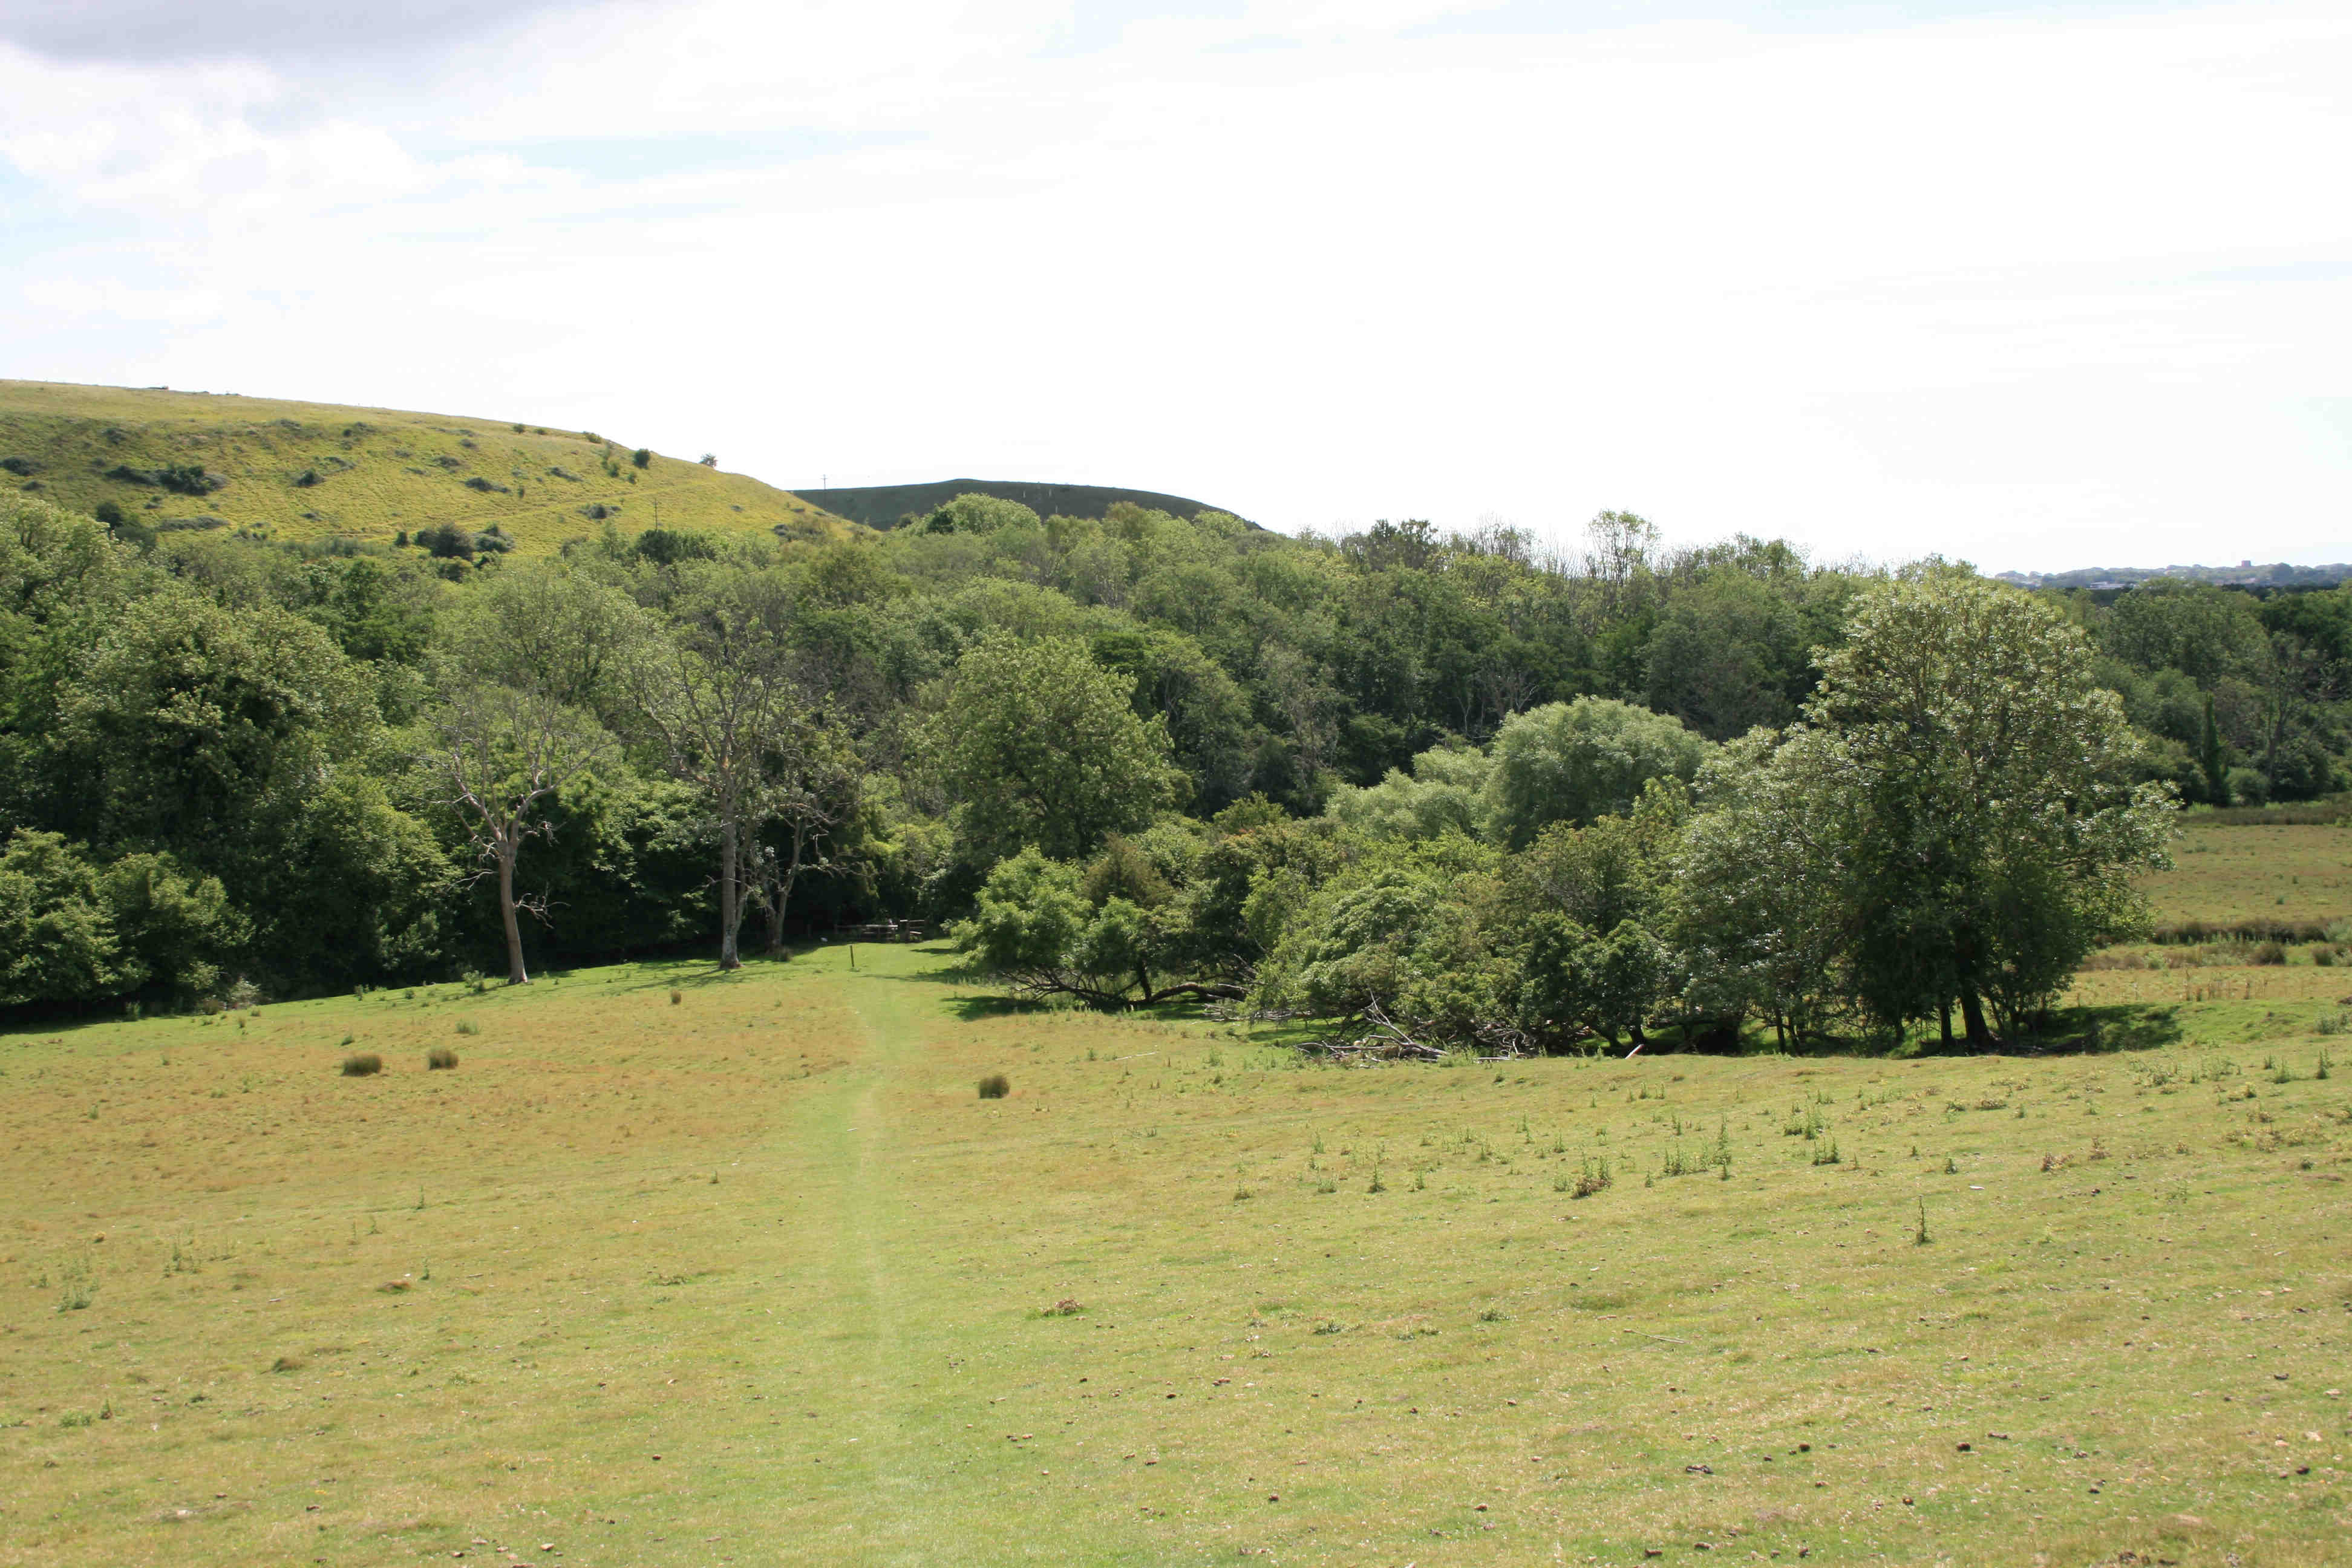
[426,1046,458,1070]
[416,523,473,559]
[2252,941,2287,965]
[341,1053,382,1076]
[156,463,220,496]
[635,528,715,565]
[454,1018,479,1035]
[631,448,652,469]
[293,468,322,488]
[978,1073,1010,1099]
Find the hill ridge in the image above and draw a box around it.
[795,477,1250,530]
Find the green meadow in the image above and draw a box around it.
[4,929,2349,1567]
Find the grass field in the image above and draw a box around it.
[4,938,2348,1567]
[0,381,843,555]
[2137,821,2352,934]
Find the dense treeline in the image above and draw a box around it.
[1,486,2341,1040]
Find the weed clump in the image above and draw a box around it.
[453,1019,479,1036]
[670,989,683,1006]
[978,1073,1011,1100]
[1570,1157,1613,1198]
[426,1046,458,1070]
[341,1053,382,1077]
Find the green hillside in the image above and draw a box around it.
[798,477,1250,530]
[0,380,843,555]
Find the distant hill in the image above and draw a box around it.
[1996,561,2352,591]
[795,478,1250,531]
[0,381,843,555]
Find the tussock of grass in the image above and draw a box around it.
[976,1073,1010,1099]
[339,1052,382,1076]
[426,1045,458,1070]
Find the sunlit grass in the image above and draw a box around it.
[1,944,2347,1565]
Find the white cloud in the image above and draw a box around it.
[4,2,2349,569]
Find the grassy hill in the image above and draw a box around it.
[0,381,843,555]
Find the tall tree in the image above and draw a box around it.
[1807,572,2174,1044]
[627,568,828,969]
[417,685,615,985]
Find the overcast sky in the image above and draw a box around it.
[3,0,2347,570]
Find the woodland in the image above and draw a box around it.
[5,489,2347,1049]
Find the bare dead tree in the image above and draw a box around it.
[417,685,615,985]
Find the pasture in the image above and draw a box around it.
[2,933,2348,1567]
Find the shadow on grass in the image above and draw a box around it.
[2027,1003,2184,1055]
[1895,1003,2184,1058]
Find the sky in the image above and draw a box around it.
[2,0,2347,572]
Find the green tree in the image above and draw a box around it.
[2198,693,2229,805]
[1807,573,2173,1044]
[0,831,120,1005]
[1485,697,1709,849]
[1325,745,1491,842]
[1671,728,1854,1047]
[930,632,1183,864]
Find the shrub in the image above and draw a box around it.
[668,989,682,1005]
[1,456,36,476]
[416,523,473,559]
[699,453,717,466]
[636,528,715,565]
[341,1053,382,1076]
[454,1019,479,1035]
[631,447,652,468]
[427,1046,458,1070]
[93,498,126,527]
[293,468,322,488]
[156,463,220,495]
[978,1073,1011,1099]
[2252,941,2287,966]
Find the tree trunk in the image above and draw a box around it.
[497,836,529,986]
[1939,999,1953,1050]
[1959,988,1991,1048]
[719,817,742,971]
[763,875,785,955]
